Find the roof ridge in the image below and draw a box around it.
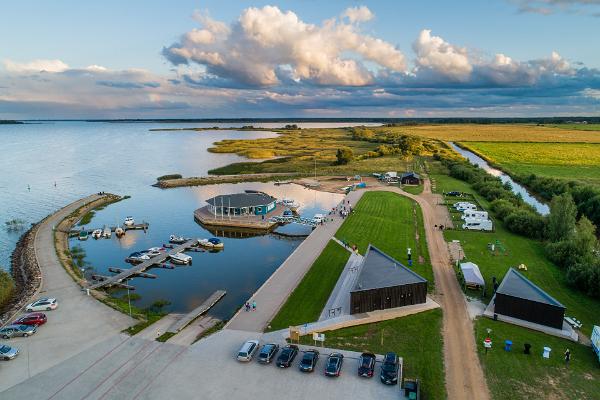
[366,244,427,282]
[499,268,564,307]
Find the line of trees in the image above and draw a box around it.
[441,157,600,297]
[0,269,15,308]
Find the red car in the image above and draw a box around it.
[13,312,47,326]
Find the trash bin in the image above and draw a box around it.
[543,346,552,359]
[504,340,513,351]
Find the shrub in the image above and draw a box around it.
[0,269,15,307]
[157,174,182,181]
[335,147,354,165]
[504,209,546,239]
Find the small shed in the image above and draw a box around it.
[460,262,485,289]
[494,268,565,329]
[351,245,427,314]
[400,172,421,185]
[206,191,276,216]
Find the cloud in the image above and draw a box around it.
[412,30,472,82]
[342,6,374,23]
[510,0,600,16]
[163,6,406,87]
[3,59,70,73]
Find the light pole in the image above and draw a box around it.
[126,279,132,318]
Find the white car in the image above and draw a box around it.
[26,298,58,312]
[237,339,259,362]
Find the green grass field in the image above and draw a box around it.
[549,123,600,131]
[298,309,445,400]
[475,318,600,400]
[267,241,350,331]
[336,191,433,284]
[459,142,600,185]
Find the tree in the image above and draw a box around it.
[0,269,15,307]
[335,147,354,165]
[546,193,577,242]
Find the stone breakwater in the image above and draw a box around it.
[1,224,42,325]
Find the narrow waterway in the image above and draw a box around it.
[449,142,550,215]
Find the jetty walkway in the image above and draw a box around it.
[225,190,365,333]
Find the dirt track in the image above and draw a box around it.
[377,180,490,400]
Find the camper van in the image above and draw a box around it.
[454,202,477,212]
[462,219,493,231]
[462,210,488,220]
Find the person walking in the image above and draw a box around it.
[564,348,571,366]
[245,302,250,312]
[252,300,257,311]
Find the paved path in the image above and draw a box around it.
[374,182,490,400]
[1,194,133,393]
[319,248,363,320]
[225,190,365,333]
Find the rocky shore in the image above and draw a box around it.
[0,223,42,325]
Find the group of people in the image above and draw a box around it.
[330,199,353,220]
[244,300,257,312]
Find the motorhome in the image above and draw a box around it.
[462,219,493,231]
[462,210,488,220]
[454,202,477,211]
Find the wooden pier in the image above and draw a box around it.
[86,238,197,290]
[166,290,227,333]
[69,222,149,237]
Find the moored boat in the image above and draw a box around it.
[102,226,111,238]
[126,251,150,264]
[91,229,102,239]
[115,226,125,237]
[198,237,224,249]
[169,235,187,244]
[170,252,192,265]
[78,230,89,241]
[124,216,135,227]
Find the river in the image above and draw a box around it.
[449,142,550,215]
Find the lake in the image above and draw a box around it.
[0,121,351,318]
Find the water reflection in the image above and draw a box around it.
[449,142,549,215]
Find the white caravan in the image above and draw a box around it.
[455,202,477,212]
[462,210,488,220]
[462,219,493,231]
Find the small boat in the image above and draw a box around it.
[198,237,224,249]
[115,226,125,238]
[126,252,150,264]
[91,229,102,239]
[282,209,293,218]
[144,247,166,257]
[169,235,187,244]
[170,252,192,265]
[124,216,135,227]
[78,230,89,241]
[102,226,111,238]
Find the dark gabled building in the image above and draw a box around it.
[205,191,276,216]
[494,268,565,329]
[400,172,421,185]
[350,245,427,314]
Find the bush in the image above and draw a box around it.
[335,147,354,165]
[0,269,15,307]
[504,209,546,239]
[157,174,182,181]
[490,199,517,220]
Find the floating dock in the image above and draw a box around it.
[86,238,196,290]
[69,222,149,237]
[194,204,288,231]
[166,290,226,333]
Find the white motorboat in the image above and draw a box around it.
[169,235,187,244]
[102,226,111,238]
[115,226,125,237]
[144,247,165,257]
[124,216,135,227]
[198,237,224,249]
[91,229,102,239]
[126,252,150,264]
[170,252,192,265]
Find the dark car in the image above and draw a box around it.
[324,352,344,377]
[257,343,279,364]
[403,378,420,400]
[12,312,47,327]
[299,349,319,372]
[358,352,376,378]
[0,324,37,339]
[446,191,462,197]
[276,344,298,368]
[380,352,399,385]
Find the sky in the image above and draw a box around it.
[0,0,599,119]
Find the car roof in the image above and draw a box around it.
[384,352,397,361]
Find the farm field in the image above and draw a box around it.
[429,169,600,337]
[475,318,600,400]
[459,142,600,185]
[299,309,446,400]
[549,123,600,131]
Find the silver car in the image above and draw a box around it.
[0,344,19,360]
[0,324,37,339]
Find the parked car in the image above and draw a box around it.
[237,339,259,362]
[358,352,376,378]
[12,312,47,327]
[299,349,319,372]
[403,378,420,400]
[26,297,58,312]
[380,352,400,385]
[0,324,37,339]
[276,344,298,368]
[324,352,344,377]
[0,344,19,360]
[257,343,279,364]
[446,191,462,197]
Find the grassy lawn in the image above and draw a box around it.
[401,183,424,195]
[459,142,600,185]
[336,191,433,284]
[267,241,350,331]
[475,318,600,400]
[429,167,600,337]
[298,309,445,400]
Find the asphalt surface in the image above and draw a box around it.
[0,194,133,393]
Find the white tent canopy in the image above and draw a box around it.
[460,262,485,287]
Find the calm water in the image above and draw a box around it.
[449,142,550,215]
[0,121,347,318]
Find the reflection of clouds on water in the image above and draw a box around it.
[113,230,142,250]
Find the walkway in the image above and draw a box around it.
[1,194,133,393]
[225,190,365,333]
[319,246,363,320]
[375,182,490,400]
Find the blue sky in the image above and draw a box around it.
[1,1,599,118]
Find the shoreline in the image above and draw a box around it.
[153,172,301,188]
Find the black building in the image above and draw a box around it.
[494,268,565,329]
[350,245,427,314]
[400,172,421,185]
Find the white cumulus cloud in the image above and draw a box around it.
[343,6,374,23]
[412,30,472,82]
[3,59,70,73]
